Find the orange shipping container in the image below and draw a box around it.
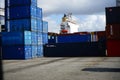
[106,24,120,40]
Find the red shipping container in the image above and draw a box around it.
[96,31,106,39]
[107,40,120,57]
[106,24,120,40]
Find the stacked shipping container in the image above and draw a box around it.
[2,31,32,59]
[106,7,120,57]
[45,32,106,57]
[57,33,91,43]
[36,7,44,57]
[48,32,58,44]
[2,0,48,59]
[42,21,48,45]
[48,32,106,44]
[44,42,106,57]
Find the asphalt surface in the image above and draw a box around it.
[2,57,120,80]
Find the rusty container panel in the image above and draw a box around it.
[107,40,120,57]
[106,24,120,40]
[96,31,106,42]
[96,31,106,39]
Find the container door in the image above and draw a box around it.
[37,45,43,57]
[25,45,32,59]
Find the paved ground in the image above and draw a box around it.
[2,57,120,80]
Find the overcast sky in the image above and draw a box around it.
[1,0,116,33]
[38,0,115,16]
[38,0,116,33]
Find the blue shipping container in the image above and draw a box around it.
[5,5,37,20]
[0,33,2,46]
[31,32,38,45]
[2,45,32,59]
[43,21,48,33]
[36,7,42,19]
[2,31,31,45]
[37,45,43,57]
[38,32,43,45]
[37,19,43,32]
[24,31,32,45]
[48,35,57,44]
[5,7,9,20]
[57,34,91,43]
[6,18,37,31]
[5,0,37,7]
[32,45,37,58]
[43,33,48,44]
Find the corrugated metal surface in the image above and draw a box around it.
[43,33,48,44]
[5,0,37,7]
[48,32,58,44]
[5,7,9,20]
[31,32,38,45]
[48,35,57,44]
[57,34,91,43]
[2,32,24,45]
[43,21,48,33]
[106,7,120,24]
[32,45,37,58]
[36,7,42,19]
[24,31,32,45]
[96,31,106,42]
[106,24,120,40]
[2,45,32,59]
[91,31,106,42]
[31,18,37,31]
[2,31,31,45]
[37,19,42,32]
[44,42,106,57]
[38,32,43,45]
[24,45,32,59]
[0,32,1,46]
[5,6,37,20]
[37,45,43,57]
[107,40,120,57]
[90,32,98,42]
[6,18,37,31]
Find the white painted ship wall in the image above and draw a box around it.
[68,22,79,33]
